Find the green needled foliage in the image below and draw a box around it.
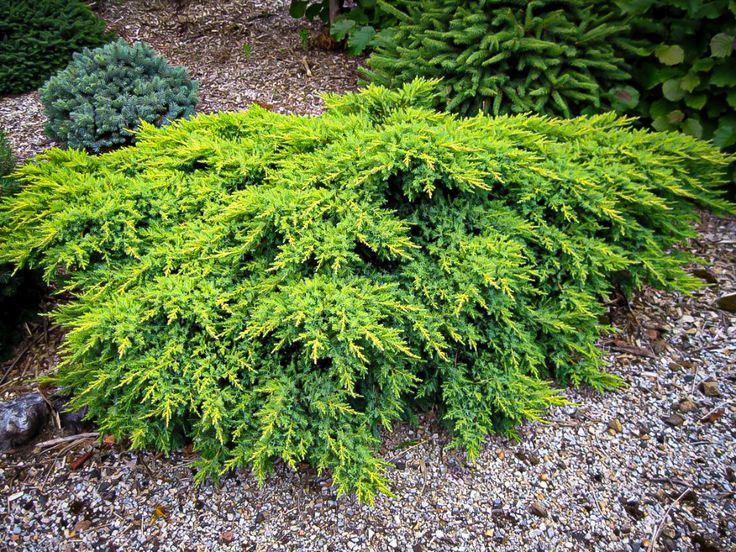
[0,0,114,96]
[289,0,402,54]
[0,131,15,195]
[0,81,732,502]
[362,0,633,117]
[41,40,199,153]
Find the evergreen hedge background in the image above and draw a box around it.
[1,81,732,501]
[0,0,114,96]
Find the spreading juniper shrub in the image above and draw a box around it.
[0,81,731,502]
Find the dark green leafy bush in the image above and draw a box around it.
[289,0,403,54]
[613,0,736,181]
[361,0,633,117]
[41,40,199,153]
[0,81,731,501]
[0,0,113,96]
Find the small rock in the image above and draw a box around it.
[516,450,541,465]
[675,398,697,413]
[0,393,49,450]
[608,418,623,434]
[699,380,720,397]
[530,502,548,518]
[221,531,235,543]
[74,519,92,532]
[691,268,717,284]
[691,533,722,552]
[716,293,736,313]
[623,499,645,520]
[662,413,685,427]
[253,511,265,526]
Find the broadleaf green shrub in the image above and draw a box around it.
[41,40,199,153]
[613,0,736,182]
[0,0,113,96]
[0,81,732,502]
[361,0,633,117]
[289,0,403,54]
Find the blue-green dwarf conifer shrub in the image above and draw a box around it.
[1,81,732,502]
[41,40,199,152]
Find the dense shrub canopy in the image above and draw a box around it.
[41,40,199,152]
[0,81,731,501]
[0,0,113,96]
[362,0,633,117]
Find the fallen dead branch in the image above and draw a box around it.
[34,432,99,449]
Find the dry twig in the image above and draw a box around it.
[35,432,99,449]
[646,487,692,552]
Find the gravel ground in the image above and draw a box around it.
[1,1,735,550]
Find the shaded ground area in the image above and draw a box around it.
[0,1,734,550]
